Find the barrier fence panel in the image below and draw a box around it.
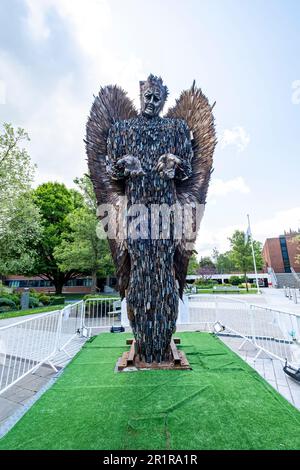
[187,295,216,331]
[58,301,84,355]
[186,294,300,368]
[1,295,299,397]
[0,311,61,395]
[249,304,300,365]
[83,297,121,333]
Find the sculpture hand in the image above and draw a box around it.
[156,153,182,179]
[116,155,145,177]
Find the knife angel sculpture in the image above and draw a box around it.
[86,74,216,363]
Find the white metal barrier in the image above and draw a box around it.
[187,294,300,368]
[1,294,299,397]
[83,297,121,334]
[284,286,300,304]
[0,310,62,395]
[58,301,85,357]
[0,297,124,396]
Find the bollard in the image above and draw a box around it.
[20,288,30,310]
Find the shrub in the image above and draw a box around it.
[29,296,40,308]
[29,288,40,298]
[0,297,16,312]
[38,294,51,306]
[194,278,216,287]
[0,293,20,305]
[239,282,253,289]
[0,306,15,313]
[229,276,243,286]
[50,296,65,306]
[0,285,13,296]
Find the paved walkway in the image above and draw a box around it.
[0,336,86,434]
[221,336,300,410]
[227,288,300,315]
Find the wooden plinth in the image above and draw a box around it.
[116,338,191,371]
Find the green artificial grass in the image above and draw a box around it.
[1,332,300,450]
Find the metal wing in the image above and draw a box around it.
[165,82,217,297]
[85,85,138,298]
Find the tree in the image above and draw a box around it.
[0,123,36,232]
[215,251,238,274]
[54,207,115,294]
[73,174,97,212]
[293,235,300,266]
[0,192,43,276]
[229,230,263,291]
[187,253,199,275]
[29,182,85,294]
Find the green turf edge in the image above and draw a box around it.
[0,332,300,450]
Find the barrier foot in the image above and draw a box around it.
[238,338,248,351]
[60,347,72,359]
[253,348,263,362]
[47,361,58,373]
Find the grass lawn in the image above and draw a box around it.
[193,288,259,294]
[0,304,65,320]
[1,332,300,450]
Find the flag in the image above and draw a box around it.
[244,223,251,244]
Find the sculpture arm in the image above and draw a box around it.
[156,120,193,180]
[106,123,144,179]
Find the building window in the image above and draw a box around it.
[279,236,291,273]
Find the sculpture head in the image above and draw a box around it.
[140,74,168,118]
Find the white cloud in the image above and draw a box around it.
[252,207,300,240]
[208,176,250,202]
[0,0,148,186]
[195,206,300,258]
[25,75,88,186]
[220,126,250,152]
[24,0,146,105]
[24,0,51,40]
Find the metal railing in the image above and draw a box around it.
[283,286,300,304]
[0,297,123,396]
[291,267,300,286]
[58,301,85,357]
[0,310,62,395]
[83,297,121,334]
[1,294,300,397]
[187,294,300,367]
[268,267,278,288]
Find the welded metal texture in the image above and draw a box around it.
[86,75,216,362]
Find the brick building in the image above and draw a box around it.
[262,230,300,273]
[2,274,118,294]
[3,275,93,294]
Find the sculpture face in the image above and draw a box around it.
[141,87,164,118]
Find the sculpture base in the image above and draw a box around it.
[116,338,191,371]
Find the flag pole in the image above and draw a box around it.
[247,214,260,294]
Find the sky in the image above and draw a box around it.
[0,0,300,258]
